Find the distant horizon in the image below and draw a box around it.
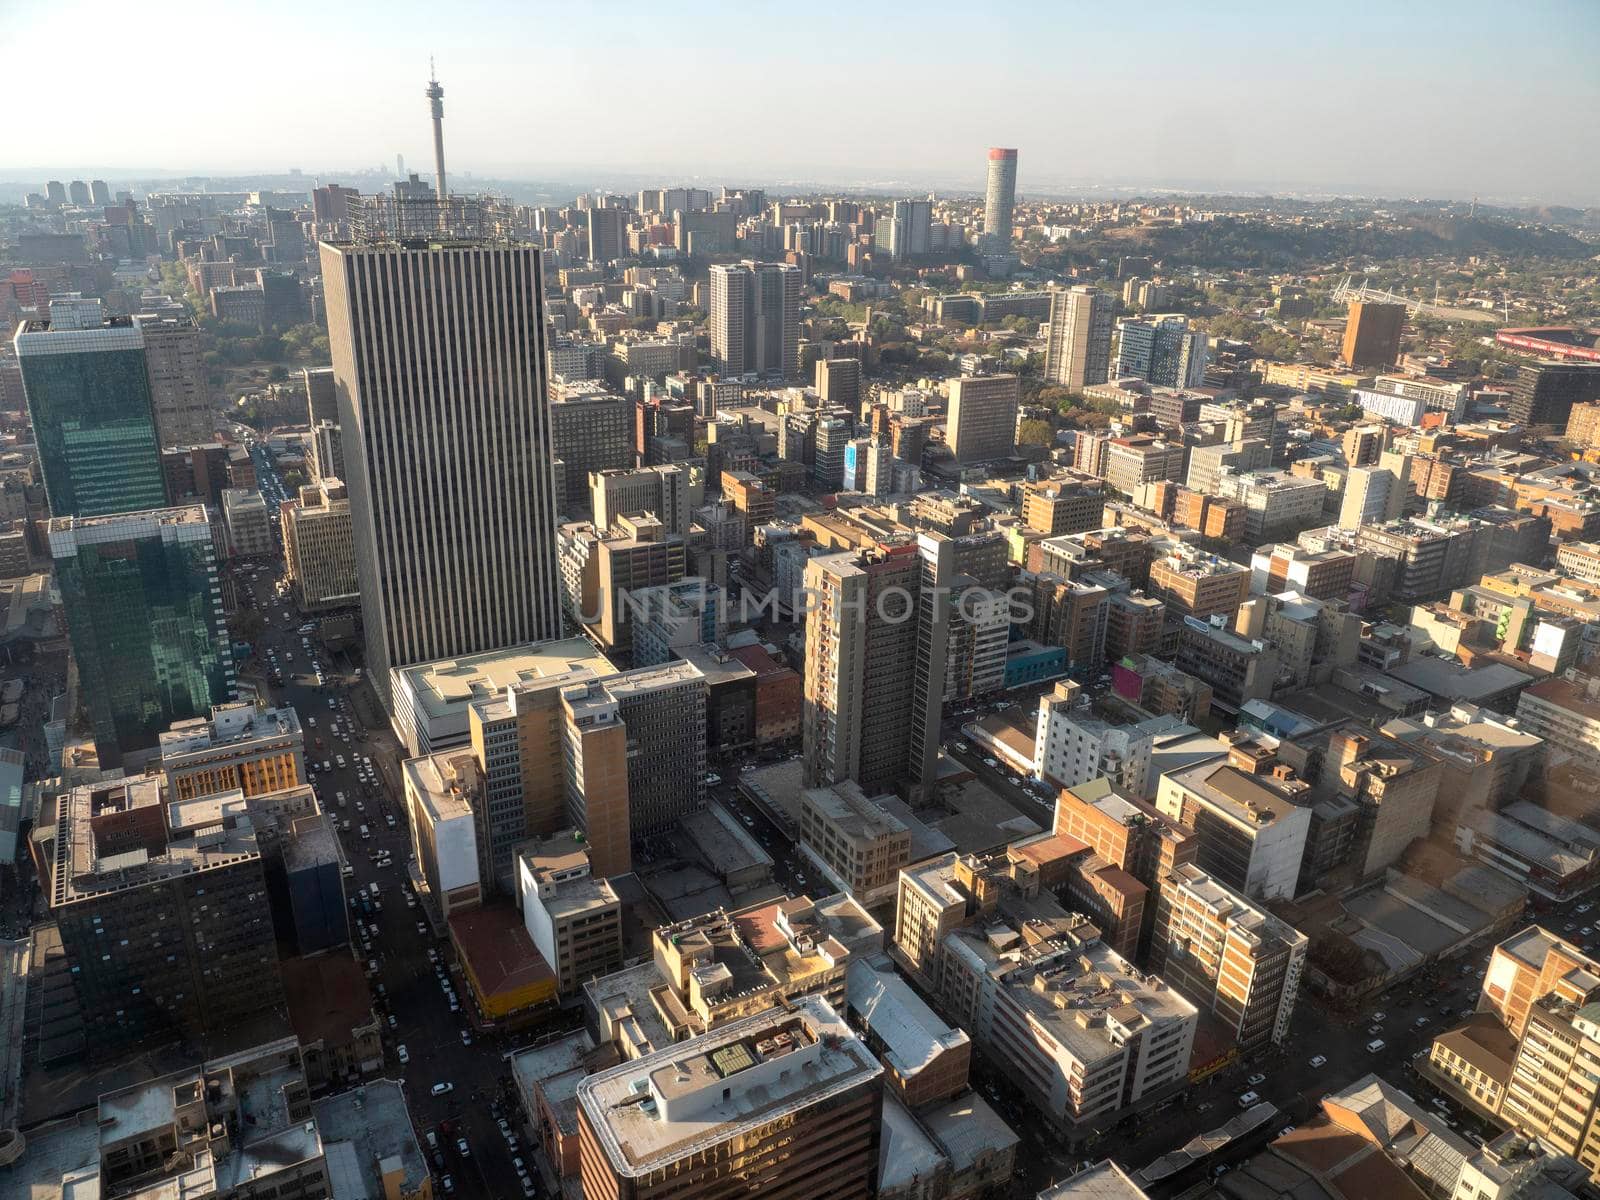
[7,0,1598,210]
[0,162,1590,214]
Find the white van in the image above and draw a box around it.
[1366,1038,1386,1053]
[359,824,370,839]
[1237,1090,1260,1108]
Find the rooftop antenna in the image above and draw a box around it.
[426,58,446,203]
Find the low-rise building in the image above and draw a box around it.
[799,780,914,902]
[515,830,623,995]
[847,960,971,1109]
[160,700,304,799]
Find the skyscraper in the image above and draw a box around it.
[982,147,1018,256]
[132,311,211,447]
[14,296,166,518]
[321,236,564,709]
[709,261,801,378]
[89,179,110,206]
[68,179,90,206]
[888,198,931,261]
[1114,314,1209,388]
[946,373,1021,464]
[587,205,626,264]
[1340,301,1406,369]
[1043,286,1115,391]
[49,505,235,763]
[802,535,950,798]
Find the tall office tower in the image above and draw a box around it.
[68,179,90,206]
[1114,314,1209,388]
[426,66,446,200]
[14,296,166,518]
[946,373,1021,464]
[321,237,563,711]
[803,536,950,798]
[587,206,626,264]
[49,778,285,1055]
[89,179,110,206]
[1508,361,1600,427]
[816,356,862,412]
[1340,301,1406,369]
[1043,286,1115,390]
[709,261,801,378]
[888,199,931,261]
[45,180,66,206]
[982,147,1018,255]
[577,996,882,1200]
[1339,451,1412,528]
[282,478,358,611]
[131,312,210,446]
[50,506,235,763]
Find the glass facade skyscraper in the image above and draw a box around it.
[14,296,167,518]
[49,506,235,763]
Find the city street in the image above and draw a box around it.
[234,540,542,1199]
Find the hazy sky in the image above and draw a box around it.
[6,0,1600,204]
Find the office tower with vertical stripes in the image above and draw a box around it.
[321,236,564,710]
[709,261,801,379]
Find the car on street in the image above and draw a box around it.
[1237,1091,1259,1108]
[441,1176,454,1193]
[1246,1073,1266,1086]
[456,1138,470,1156]
[460,1030,472,1045]
[431,1082,453,1096]
[397,1045,409,1064]
[1366,1039,1386,1053]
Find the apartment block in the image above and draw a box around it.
[550,387,636,513]
[1103,435,1184,497]
[1516,677,1600,765]
[1480,925,1600,1038]
[591,463,692,537]
[1250,543,1356,601]
[160,700,304,800]
[1149,863,1307,1051]
[1023,475,1104,536]
[1032,680,1188,797]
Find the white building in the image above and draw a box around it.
[1352,387,1426,427]
[1033,682,1187,797]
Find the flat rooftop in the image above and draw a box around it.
[1165,759,1305,829]
[577,995,880,1177]
[313,1079,429,1199]
[397,637,614,722]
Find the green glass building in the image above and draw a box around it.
[49,506,236,763]
[14,296,167,518]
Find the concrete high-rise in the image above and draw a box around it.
[282,478,358,611]
[946,373,1020,464]
[709,261,801,378]
[50,506,235,763]
[321,237,564,710]
[802,535,950,799]
[587,206,626,264]
[982,148,1018,255]
[1043,286,1115,391]
[132,311,211,447]
[1340,301,1405,369]
[15,295,166,518]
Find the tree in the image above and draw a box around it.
[1017,418,1055,448]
